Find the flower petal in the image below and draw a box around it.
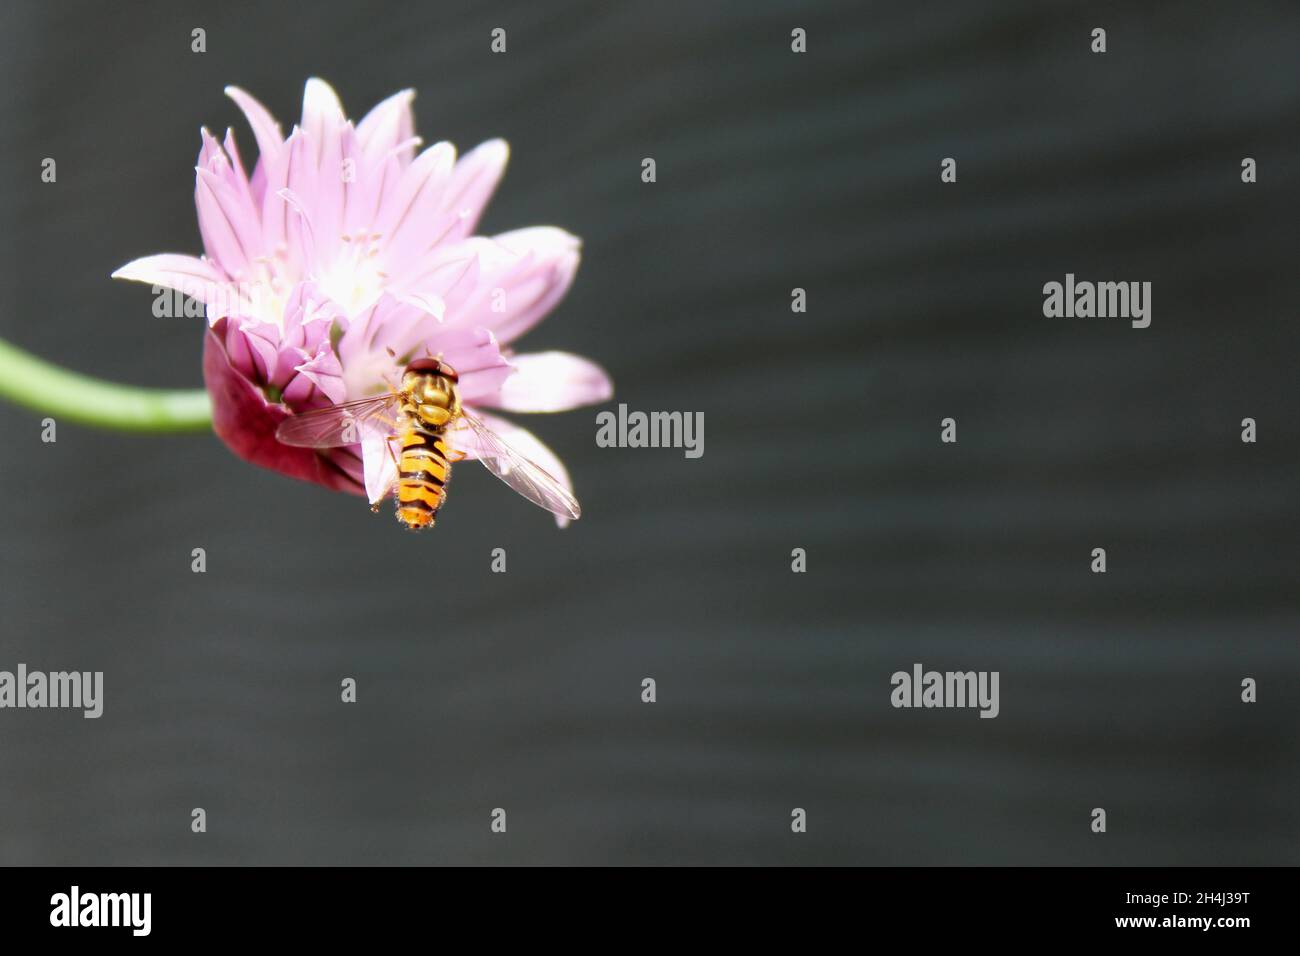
[457,227,582,344]
[259,128,320,280]
[291,343,347,405]
[225,86,285,168]
[441,138,509,241]
[437,326,514,405]
[195,167,261,279]
[389,241,484,306]
[281,133,320,264]
[459,411,577,528]
[221,127,258,210]
[361,433,399,505]
[374,141,457,272]
[197,166,263,267]
[300,78,346,152]
[490,351,612,413]
[111,253,224,293]
[355,88,416,167]
[203,328,364,497]
[224,317,282,383]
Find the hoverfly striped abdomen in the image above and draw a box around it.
[394,423,452,530]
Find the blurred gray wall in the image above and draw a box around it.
[0,0,1296,864]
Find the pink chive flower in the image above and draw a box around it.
[113,78,610,517]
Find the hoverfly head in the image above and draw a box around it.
[404,356,458,382]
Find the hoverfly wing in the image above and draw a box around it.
[275,394,401,448]
[452,412,581,521]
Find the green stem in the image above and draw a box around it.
[0,337,211,433]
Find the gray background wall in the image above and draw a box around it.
[0,0,1296,864]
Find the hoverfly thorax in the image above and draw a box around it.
[399,359,461,429]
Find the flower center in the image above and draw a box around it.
[315,231,387,318]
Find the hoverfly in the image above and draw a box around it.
[275,358,580,530]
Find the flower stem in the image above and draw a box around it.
[0,337,211,433]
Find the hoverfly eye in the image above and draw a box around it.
[405,357,444,375]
